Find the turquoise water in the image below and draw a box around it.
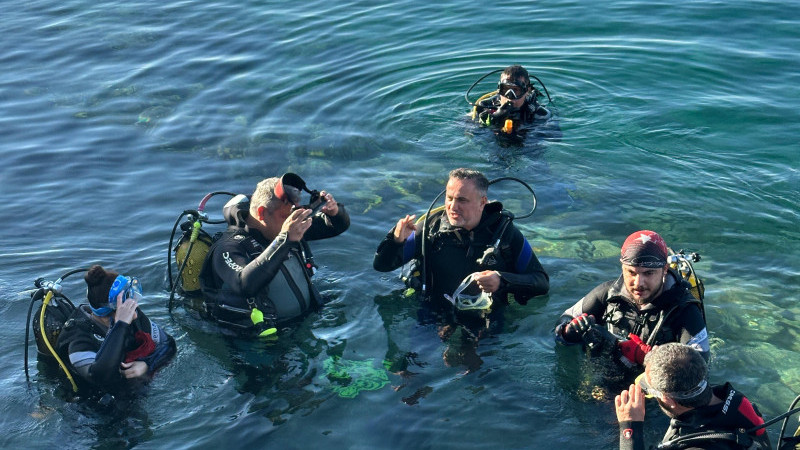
[1,0,798,448]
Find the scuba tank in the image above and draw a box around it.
[668,249,704,301]
[24,269,87,392]
[167,191,236,309]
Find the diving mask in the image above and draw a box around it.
[91,275,142,317]
[274,172,307,205]
[444,274,493,311]
[635,372,708,401]
[497,80,528,100]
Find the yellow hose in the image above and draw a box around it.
[470,90,499,121]
[39,291,78,392]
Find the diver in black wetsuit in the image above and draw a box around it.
[373,168,549,316]
[199,175,349,337]
[615,343,770,450]
[554,230,709,371]
[56,265,176,393]
[472,65,552,130]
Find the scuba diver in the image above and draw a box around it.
[373,168,549,337]
[54,265,176,393]
[615,343,771,450]
[554,230,709,372]
[468,65,553,135]
[196,174,349,337]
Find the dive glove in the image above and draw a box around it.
[618,333,651,367]
[561,313,596,342]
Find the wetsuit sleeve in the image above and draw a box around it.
[373,228,419,272]
[672,303,710,361]
[303,204,350,241]
[212,231,293,298]
[87,321,130,386]
[554,281,613,344]
[618,421,645,450]
[496,226,549,305]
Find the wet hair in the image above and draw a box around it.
[644,343,712,408]
[449,168,489,197]
[85,265,119,308]
[250,177,282,216]
[501,65,530,87]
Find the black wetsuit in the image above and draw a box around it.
[200,206,349,331]
[56,305,176,392]
[473,94,551,127]
[555,271,710,366]
[619,383,771,450]
[373,202,549,308]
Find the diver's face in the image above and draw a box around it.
[498,76,529,108]
[260,195,297,240]
[445,178,487,231]
[622,264,667,304]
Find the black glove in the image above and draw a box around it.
[561,313,596,342]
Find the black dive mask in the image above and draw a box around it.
[497,80,529,100]
[275,173,325,212]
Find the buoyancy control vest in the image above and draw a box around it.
[408,204,516,303]
[199,225,321,330]
[601,270,702,347]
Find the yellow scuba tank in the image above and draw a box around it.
[173,222,214,295]
[668,249,704,302]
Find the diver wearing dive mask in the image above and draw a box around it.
[471,65,552,130]
[55,265,176,392]
[199,173,350,338]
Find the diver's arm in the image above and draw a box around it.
[675,304,711,361]
[554,283,612,344]
[86,321,130,386]
[373,228,418,272]
[304,203,350,241]
[212,232,291,298]
[618,422,645,450]
[495,227,549,304]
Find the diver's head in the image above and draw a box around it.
[620,230,669,304]
[640,343,711,416]
[445,168,488,231]
[498,65,532,108]
[250,175,301,240]
[85,265,142,317]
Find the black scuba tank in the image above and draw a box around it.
[31,290,75,360]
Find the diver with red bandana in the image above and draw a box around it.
[554,230,709,369]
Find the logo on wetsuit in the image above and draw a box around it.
[222,252,244,272]
[722,388,736,414]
